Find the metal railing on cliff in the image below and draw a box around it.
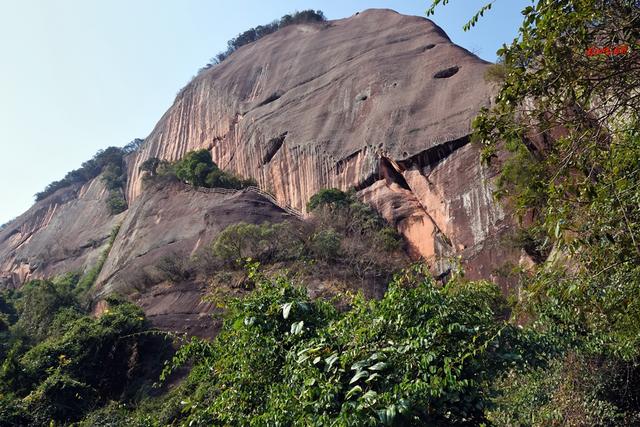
[192,185,304,219]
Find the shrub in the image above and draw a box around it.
[154,254,192,283]
[122,138,144,154]
[306,188,351,212]
[12,280,78,342]
[173,149,253,190]
[212,221,304,266]
[139,157,161,177]
[33,141,137,215]
[308,228,341,261]
[0,394,31,426]
[154,264,543,426]
[489,352,640,425]
[101,163,124,191]
[24,370,98,425]
[35,146,126,202]
[375,226,403,252]
[106,190,127,214]
[75,224,120,297]
[306,188,407,282]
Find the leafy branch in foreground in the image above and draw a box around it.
[154,264,545,426]
[426,0,496,31]
[427,0,640,423]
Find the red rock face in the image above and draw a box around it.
[0,179,122,288]
[0,9,524,295]
[127,9,520,277]
[94,181,297,297]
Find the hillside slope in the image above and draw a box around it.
[128,8,518,279]
[0,8,524,308]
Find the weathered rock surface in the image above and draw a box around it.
[91,180,295,334]
[0,179,122,288]
[95,181,295,296]
[0,8,525,334]
[127,8,518,277]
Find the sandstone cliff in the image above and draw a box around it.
[0,179,122,288]
[127,8,516,279]
[0,8,523,322]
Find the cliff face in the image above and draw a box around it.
[127,8,516,278]
[0,8,522,316]
[0,179,122,288]
[95,180,297,336]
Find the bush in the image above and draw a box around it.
[151,264,543,425]
[0,295,171,425]
[375,226,403,252]
[106,190,127,215]
[212,221,304,266]
[306,188,350,212]
[0,394,31,426]
[154,254,192,283]
[75,224,120,297]
[24,370,98,425]
[489,352,640,425]
[139,157,161,177]
[35,146,125,202]
[172,149,254,190]
[308,228,341,261]
[12,279,78,342]
[306,188,407,281]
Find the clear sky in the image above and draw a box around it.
[0,0,526,225]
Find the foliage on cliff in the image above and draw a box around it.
[141,149,256,190]
[201,10,326,70]
[133,188,405,298]
[34,139,143,215]
[5,2,640,425]
[61,264,546,426]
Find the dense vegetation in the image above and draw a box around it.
[98,265,547,426]
[140,149,256,190]
[428,0,640,424]
[200,10,326,71]
[0,275,170,426]
[128,188,406,299]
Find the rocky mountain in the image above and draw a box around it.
[0,9,526,330]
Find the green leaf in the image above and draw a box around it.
[362,390,378,400]
[345,385,362,400]
[349,370,369,384]
[291,320,304,335]
[282,302,293,319]
[366,373,381,383]
[369,362,388,371]
[325,353,339,371]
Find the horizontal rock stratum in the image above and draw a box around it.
[0,9,524,309]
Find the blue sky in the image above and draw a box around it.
[0,0,526,225]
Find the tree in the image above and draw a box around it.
[139,157,161,177]
[202,10,327,70]
[156,265,543,426]
[306,188,351,212]
[174,149,217,187]
[427,0,640,422]
[122,138,144,154]
[172,149,254,190]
